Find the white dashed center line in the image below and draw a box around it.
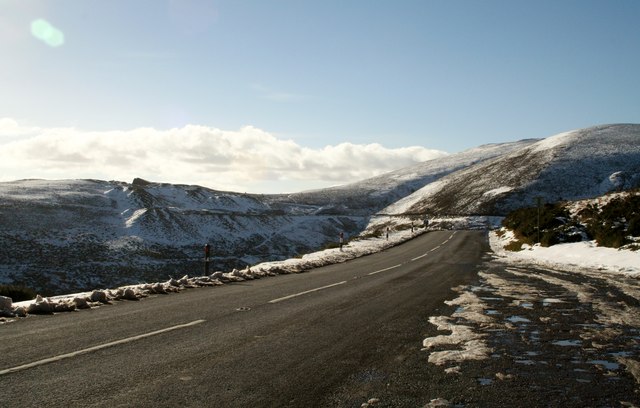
[368,264,403,275]
[269,232,458,304]
[268,281,347,304]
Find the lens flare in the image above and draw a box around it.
[30,19,64,47]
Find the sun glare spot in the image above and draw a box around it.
[31,19,65,47]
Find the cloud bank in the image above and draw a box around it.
[0,118,447,193]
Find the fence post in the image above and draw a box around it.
[204,243,211,275]
[535,197,544,243]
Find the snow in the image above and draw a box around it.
[482,186,513,198]
[531,129,578,153]
[490,229,640,278]
[124,208,147,228]
[422,314,491,365]
[382,179,449,215]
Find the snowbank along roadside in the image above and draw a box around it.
[0,224,426,321]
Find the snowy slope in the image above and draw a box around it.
[0,179,367,294]
[385,124,640,216]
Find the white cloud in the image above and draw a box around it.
[0,119,448,193]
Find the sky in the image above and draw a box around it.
[1,0,639,193]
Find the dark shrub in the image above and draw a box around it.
[541,230,562,247]
[0,285,37,302]
[505,192,640,249]
[629,214,640,236]
[583,194,640,248]
[503,203,571,245]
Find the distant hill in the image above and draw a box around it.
[383,124,640,216]
[1,124,638,294]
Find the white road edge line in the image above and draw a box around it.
[0,319,206,376]
[269,281,347,304]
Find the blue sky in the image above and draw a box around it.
[1,0,639,192]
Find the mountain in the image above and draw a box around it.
[0,179,367,294]
[1,124,638,295]
[383,124,640,217]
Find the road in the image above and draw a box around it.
[2,230,639,407]
[0,230,484,407]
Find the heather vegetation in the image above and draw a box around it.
[502,191,640,250]
[577,193,640,248]
[502,203,583,250]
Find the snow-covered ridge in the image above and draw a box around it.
[530,129,578,153]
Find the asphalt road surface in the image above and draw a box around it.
[2,230,639,407]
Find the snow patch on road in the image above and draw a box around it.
[422,287,493,366]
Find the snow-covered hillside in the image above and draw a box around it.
[0,178,368,294]
[384,124,640,217]
[1,124,638,295]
